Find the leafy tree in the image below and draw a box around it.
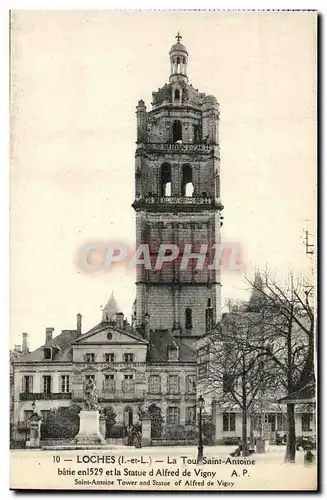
[41,404,81,439]
[147,403,164,438]
[101,407,116,438]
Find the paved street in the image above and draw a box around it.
[10,444,317,491]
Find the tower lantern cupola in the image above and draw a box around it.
[169,32,188,83]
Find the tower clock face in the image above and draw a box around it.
[107,332,112,340]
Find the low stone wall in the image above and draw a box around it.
[40,438,68,447]
[40,437,127,447]
[151,439,197,446]
[215,437,241,445]
[106,438,126,446]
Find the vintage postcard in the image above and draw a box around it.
[10,10,317,491]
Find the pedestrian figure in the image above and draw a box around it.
[304,446,316,466]
[275,431,281,445]
[127,425,133,446]
[230,439,242,457]
[247,439,255,455]
[134,429,142,448]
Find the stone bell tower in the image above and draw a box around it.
[132,33,223,340]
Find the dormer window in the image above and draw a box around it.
[43,347,52,361]
[174,89,180,100]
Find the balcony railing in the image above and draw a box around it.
[78,362,145,368]
[144,196,212,206]
[20,392,72,401]
[165,392,182,400]
[144,143,214,153]
[147,392,162,400]
[72,389,145,402]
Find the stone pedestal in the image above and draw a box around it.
[99,416,106,440]
[141,418,151,447]
[26,419,42,448]
[72,410,106,445]
[256,438,267,453]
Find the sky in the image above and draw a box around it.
[10,10,317,350]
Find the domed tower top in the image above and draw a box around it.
[169,32,188,83]
[102,291,119,323]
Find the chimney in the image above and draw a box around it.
[116,312,124,330]
[14,344,22,353]
[22,332,29,354]
[45,327,54,344]
[144,313,150,340]
[77,313,82,336]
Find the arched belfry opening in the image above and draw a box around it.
[160,163,172,196]
[172,120,182,143]
[185,308,193,329]
[181,164,194,197]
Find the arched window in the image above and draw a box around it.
[206,307,213,333]
[172,120,182,143]
[193,124,201,143]
[181,164,194,197]
[185,308,192,329]
[174,89,180,101]
[160,163,171,196]
[124,406,133,427]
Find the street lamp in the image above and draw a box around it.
[197,395,205,463]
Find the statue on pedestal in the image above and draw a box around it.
[138,403,149,420]
[84,378,98,410]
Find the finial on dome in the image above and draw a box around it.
[169,33,188,83]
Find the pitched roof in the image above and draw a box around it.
[13,330,79,363]
[278,383,316,404]
[73,321,147,344]
[147,330,196,363]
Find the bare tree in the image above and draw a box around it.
[246,269,315,463]
[202,306,276,456]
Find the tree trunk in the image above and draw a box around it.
[249,414,254,445]
[285,313,296,463]
[241,354,248,456]
[242,407,248,456]
[285,403,296,462]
